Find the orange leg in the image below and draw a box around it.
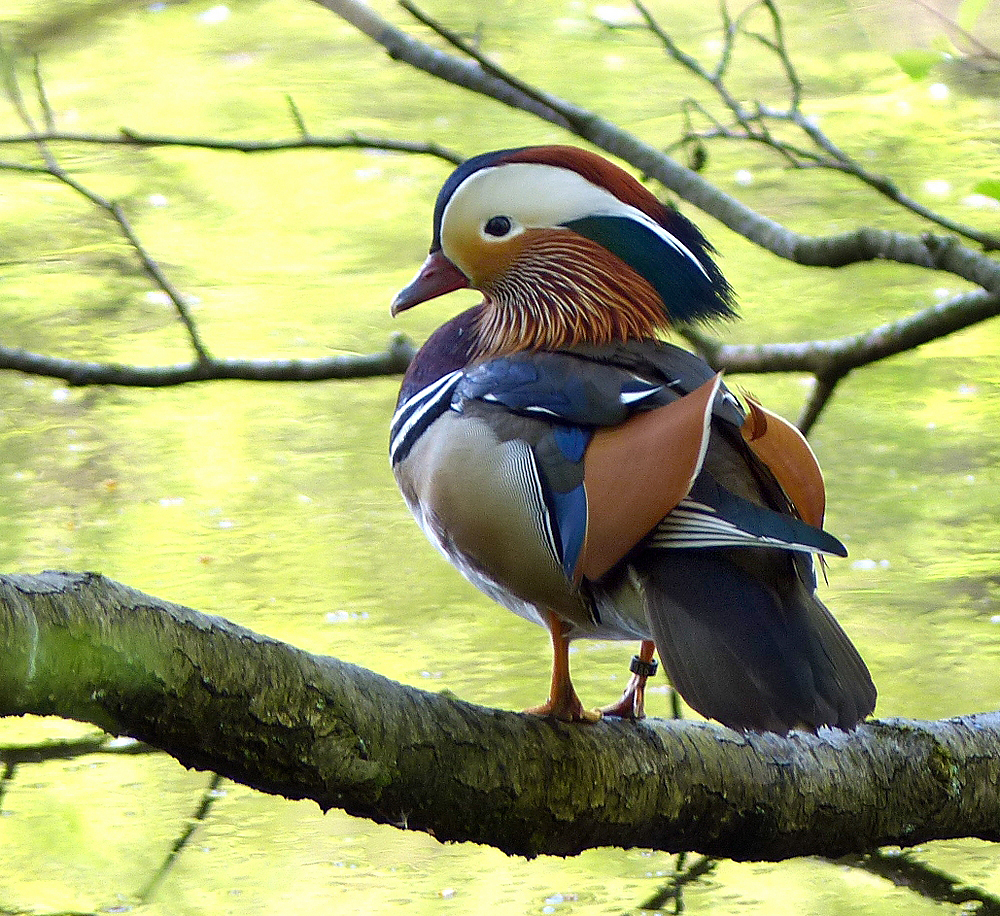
[600,640,657,720]
[524,611,601,723]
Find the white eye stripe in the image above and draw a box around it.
[442,162,709,279]
[443,163,618,238]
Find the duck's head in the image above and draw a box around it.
[392,145,735,355]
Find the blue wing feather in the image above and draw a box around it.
[458,353,662,426]
[551,425,588,463]
[550,483,588,580]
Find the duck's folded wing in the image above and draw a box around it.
[649,474,847,557]
[459,355,726,583]
[457,351,664,425]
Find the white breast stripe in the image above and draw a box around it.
[390,370,464,465]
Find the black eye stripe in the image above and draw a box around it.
[484,215,512,237]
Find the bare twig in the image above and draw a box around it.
[4,59,212,361]
[0,760,15,814]
[0,127,463,163]
[30,54,55,130]
[137,772,225,905]
[910,0,1000,62]
[284,93,310,137]
[0,334,416,387]
[0,734,155,765]
[837,849,1000,915]
[397,0,598,134]
[796,372,845,435]
[0,734,157,817]
[634,0,1000,250]
[638,853,717,912]
[311,0,580,129]
[57,166,212,361]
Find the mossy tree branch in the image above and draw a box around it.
[1,571,998,861]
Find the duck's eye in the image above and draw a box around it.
[484,215,513,237]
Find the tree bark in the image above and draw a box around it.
[1,571,997,861]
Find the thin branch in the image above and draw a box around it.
[756,0,801,108]
[0,734,155,765]
[397,0,597,134]
[0,128,464,163]
[909,0,1000,62]
[783,106,998,247]
[0,760,15,814]
[112,199,210,360]
[634,0,1000,250]
[0,733,156,817]
[55,166,210,361]
[4,60,212,362]
[311,0,580,129]
[0,157,50,174]
[0,334,416,387]
[638,854,717,911]
[137,772,225,905]
[284,93,310,137]
[838,849,1000,915]
[796,372,844,435]
[0,40,39,137]
[30,54,55,131]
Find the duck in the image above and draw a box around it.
[389,145,876,734]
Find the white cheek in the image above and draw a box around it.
[445,163,623,233]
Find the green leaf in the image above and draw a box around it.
[972,179,1000,202]
[892,50,945,80]
[957,0,990,32]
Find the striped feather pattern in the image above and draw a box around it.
[390,369,463,466]
[649,497,846,556]
[474,230,668,357]
[649,498,844,555]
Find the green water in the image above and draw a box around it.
[1,0,999,912]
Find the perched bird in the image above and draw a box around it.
[389,145,876,733]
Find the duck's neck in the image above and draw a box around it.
[397,306,484,404]
[469,232,670,358]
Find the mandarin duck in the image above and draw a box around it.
[389,145,876,734]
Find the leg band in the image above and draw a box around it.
[629,655,658,677]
